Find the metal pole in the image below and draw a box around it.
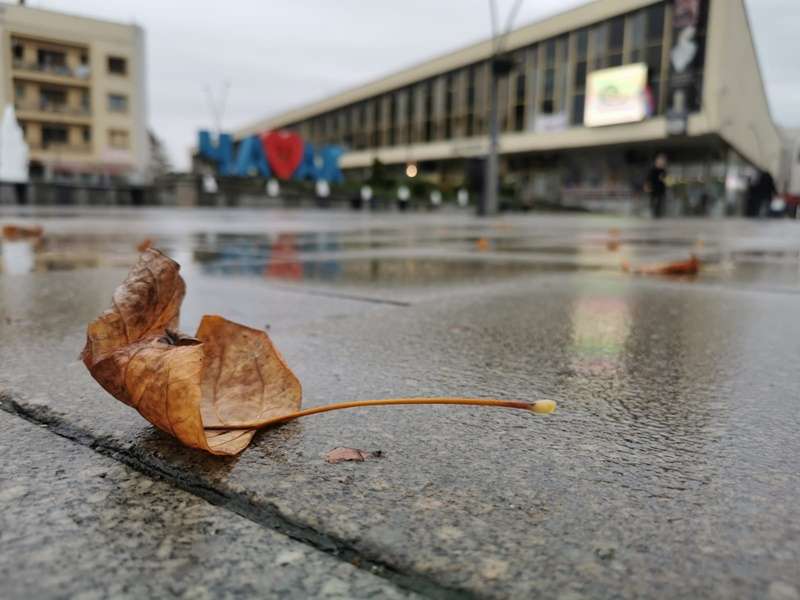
[480,0,524,216]
[482,70,500,216]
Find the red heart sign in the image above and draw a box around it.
[262,131,304,180]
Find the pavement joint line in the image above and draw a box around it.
[0,389,473,600]
[263,283,413,307]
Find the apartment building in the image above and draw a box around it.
[0,2,148,182]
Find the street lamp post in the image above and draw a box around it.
[481,55,515,216]
[479,0,524,216]
[481,67,500,216]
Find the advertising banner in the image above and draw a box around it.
[584,63,648,128]
[667,0,708,135]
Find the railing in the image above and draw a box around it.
[15,102,91,117]
[28,142,92,154]
[12,59,91,80]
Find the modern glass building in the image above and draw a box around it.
[234,0,781,212]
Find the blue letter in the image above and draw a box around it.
[293,143,321,181]
[198,130,234,175]
[317,145,344,183]
[233,135,271,177]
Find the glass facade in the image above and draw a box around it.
[288,1,702,151]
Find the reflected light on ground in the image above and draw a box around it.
[1,240,35,274]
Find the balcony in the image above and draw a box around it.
[12,59,91,85]
[16,101,90,117]
[15,101,92,125]
[28,141,93,155]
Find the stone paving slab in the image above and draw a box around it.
[0,412,418,600]
[2,264,799,599]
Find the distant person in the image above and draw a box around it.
[13,182,28,205]
[746,169,776,217]
[645,154,668,218]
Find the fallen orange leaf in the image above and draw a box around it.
[2,224,43,241]
[475,237,491,251]
[606,228,621,252]
[82,250,556,456]
[622,254,700,276]
[81,249,302,455]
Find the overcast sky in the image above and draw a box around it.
[16,0,800,169]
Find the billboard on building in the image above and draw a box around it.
[584,63,649,128]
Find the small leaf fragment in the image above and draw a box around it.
[324,447,376,464]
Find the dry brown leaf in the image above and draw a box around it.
[622,254,700,276]
[324,447,374,463]
[606,229,621,252]
[83,250,555,457]
[2,224,43,241]
[81,248,301,456]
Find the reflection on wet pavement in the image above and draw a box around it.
[1,208,800,291]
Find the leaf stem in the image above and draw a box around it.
[204,397,556,430]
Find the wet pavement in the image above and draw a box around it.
[1,207,799,599]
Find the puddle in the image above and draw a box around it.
[208,256,599,286]
[3,211,800,291]
[730,249,800,263]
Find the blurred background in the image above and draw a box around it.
[0,0,798,216]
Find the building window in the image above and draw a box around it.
[108,94,128,113]
[572,28,590,126]
[12,41,24,61]
[354,104,364,149]
[444,73,455,139]
[108,129,129,149]
[541,39,556,114]
[38,48,67,74]
[645,3,666,115]
[572,94,585,125]
[75,51,91,79]
[372,99,382,147]
[343,107,354,148]
[590,23,608,70]
[42,125,69,148]
[514,72,526,131]
[407,87,416,144]
[556,35,568,113]
[40,87,67,111]
[14,83,25,101]
[389,95,397,146]
[108,56,127,75]
[608,16,625,66]
[466,66,476,136]
[82,127,91,144]
[629,11,646,62]
[423,81,434,142]
[646,4,665,43]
